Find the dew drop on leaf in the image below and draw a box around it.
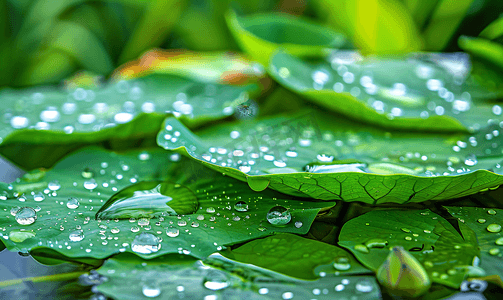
[67,197,80,209]
[142,283,161,298]
[131,226,140,233]
[266,206,291,226]
[355,279,374,293]
[95,181,198,219]
[47,180,61,191]
[84,179,98,190]
[9,229,36,243]
[233,201,248,212]
[478,219,486,224]
[15,207,37,225]
[131,233,161,254]
[294,221,303,228]
[333,257,351,271]
[495,237,503,245]
[487,209,497,215]
[33,192,45,202]
[69,230,84,242]
[81,167,95,179]
[203,270,230,290]
[354,244,369,253]
[10,206,20,216]
[166,227,179,237]
[489,248,500,256]
[486,224,502,233]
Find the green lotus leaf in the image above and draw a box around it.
[338,209,479,288]
[225,10,348,67]
[0,73,259,169]
[271,50,501,130]
[95,252,381,300]
[0,147,333,260]
[157,109,503,203]
[221,233,371,279]
[444,206,503,281]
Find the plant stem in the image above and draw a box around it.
[0,271,86,288]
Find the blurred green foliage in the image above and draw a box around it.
[1,0,503,88]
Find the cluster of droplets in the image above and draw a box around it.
[0,76,249,143]
[275,51,474,121]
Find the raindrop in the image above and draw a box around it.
[138,152,151,161]
[335,284,345,291]
[234,201,248,212]
[464,154,478,167]
[487,224,501,233]
[69,230,84,242]
[203,270,230,290]
[258,288,269,294]
[82,167,95,179]
[333,257,351,271]
[266,206,291,225]
[282,292,294,299]
[67,198,80,209]
[84,179,98,190]
[131,233,161,254]
[495,237,503,245]
[15,207,37,225]
[11,116,29,129]
[9,230,36,243]
[33,192,45,202]
[142,283,161,298]
[294,221,303,228]
[10,206,20,216]
[355,280,374,293]
[95,181,197,219]
[354,244,369,253]
[364,238,388,248]
[40,108,60,123]
[48,180,61,191]
[166,227,179,237]
[131,226,140,233]
[488,209,497,215]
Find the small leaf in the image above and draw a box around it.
[338,209,479,288]
[226,9,347,66]
[222,233,371,279]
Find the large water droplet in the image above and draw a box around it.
[333,257,351,271]
[84,179,98,190]
[142,283,161,297]
[9,229,36,242]
[233,201,248,212]
[365,238,388,248]
[266,206,291,225]
[69,230,85,242]
[82,167,95,179]
[304,162,367,173]
[48,180,61,191]
[203,270,230,290]
[15,207,37,225]
[33,192,45,202]
[355,279,374,293]
[95,181,198,219]
[131,233,161,254]
[464,154,478,166]
[166,227,179,237]
[487,224,501,233]
[67,197,80,209]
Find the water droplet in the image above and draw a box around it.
[95,181,198,219]
[401,228,411,233]
[138,218,150,226]
[10,206,20,216]
[266,206,291,226]
[131,233,161,254]
[15,207,37,225]
[464,154,478,166]
[489,248,500,256]
[111,227,120,234]
[258,288,269,294]
[33,192,45,202]
[84,179,98,190]
[69,230,84,242]
[234,201,248,212]
[294,221,303,228]
[48,180,61,191]
[82,167,95,179]
[166,227,179,237]
[355,279,374,293]
[354,244,369,253]
[203,270,230,290]
[486,224,501,233]
[40,109,60,123]
[206,207,215,213]
[495,237,503,245]
[67,197,80,209]
[11,116,29,129]
[142,283,161,297]
[131,226,140,233]
[333,257,351,271]
[488,209,497,215]
[365,238,388,248]
[138,152,151,161]
[335,284,345,291]
[478,219,486,224]
[9,229,36,243]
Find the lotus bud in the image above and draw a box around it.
[376,246,431,298]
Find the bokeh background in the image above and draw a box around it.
[1,0,503,88]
